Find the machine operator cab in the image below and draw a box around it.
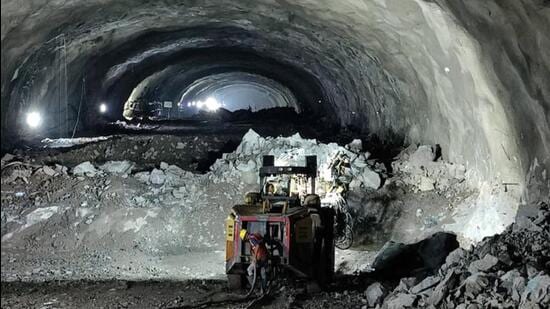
[258,155,319,211]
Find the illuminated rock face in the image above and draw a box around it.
[1,0,549,198]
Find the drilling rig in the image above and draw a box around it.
[225,155,335,289]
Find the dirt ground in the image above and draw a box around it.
[0,279,227,309]
[0,276,380,309]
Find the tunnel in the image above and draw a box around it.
[1,0,549,308]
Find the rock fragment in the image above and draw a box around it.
[463,272,489,298]
[149,168,165,185]
[72,161,98,177]
[175,142,185,149]
[410,275,440,294]
[41,165,57,176]
[384,293,416,309]
[365,282,385,307]
[467,254,499,273]
[1,153,15,165]
[346,139,362,153]
[99,161,134,175]
[520,274,550,306]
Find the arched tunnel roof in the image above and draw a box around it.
[111,47,329,120]
[1,0,549,196]
[176,72,300,112]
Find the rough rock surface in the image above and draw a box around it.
[365,282,386,307]
[2,0,549,205]
[375,202,550,308]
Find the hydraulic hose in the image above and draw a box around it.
[245,263,257,297]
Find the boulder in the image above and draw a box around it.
[395,277,417,292]
[520,274,550,306]
[410,275,440,294]
[164,164,191,186]
[500,269,522,293]
[1,153,15,165]
[172,186,188,199]
[236,129,261,155]
[149,168,166,185]
[428,269,457,306]
[72,162,98,177]
[176,142,185,149]
[372,232,459,280]
[385,293,416,309]
[365,282,386,307]
[359,168,381,189]
[346,139,363,153]
[464,272,489,298]
[41,165,57,176]
[134,171,150,183]
[55,164,68,174]
[349,178,363,190]
[99,161,134,175]
[468,254,499,273]
[445,248,466,265]
[409,145,436,166]
[351,154,369,169]
[236,159,256,172]
[418,176,435,191]
[512,276,527,302]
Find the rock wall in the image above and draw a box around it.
[1,0,549,207]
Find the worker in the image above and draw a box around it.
[265,182,275,195]
[240,229,269,293]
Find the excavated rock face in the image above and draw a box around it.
[1,1,549,203]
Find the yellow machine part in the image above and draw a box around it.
[225,215,235,261]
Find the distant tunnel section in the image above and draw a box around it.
[123,71,299,120]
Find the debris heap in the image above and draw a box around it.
[1,130,384,281]
[368,203,550,308]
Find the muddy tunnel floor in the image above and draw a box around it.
[0,278,370,309]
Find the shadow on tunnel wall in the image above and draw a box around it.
[348,182,404,249]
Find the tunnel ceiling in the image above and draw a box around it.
[1,0,549,196]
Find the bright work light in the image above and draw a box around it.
[26,111,42,128]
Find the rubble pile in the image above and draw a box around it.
[2,130,493,284]
[1,152,248,281]
[209,129,382,190]
[366,203,550,308]
[2,130,386,282]
[299,204,548,308]
[31,134,238,172]
[391,144,467,196]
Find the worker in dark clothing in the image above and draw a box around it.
[240,229,269,293]
[265,182,275,195]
